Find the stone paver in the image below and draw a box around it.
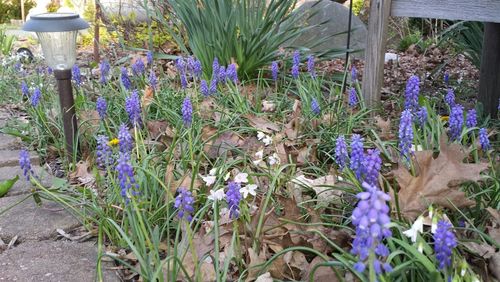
[0,240,120,282]
[0,134,22,151]
[0,149,39,168]
[0,195,80,241]
[0,166,54,196]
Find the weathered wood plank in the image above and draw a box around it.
[391,0,500,23]
[479,23,500,117]
[362,0,392,107]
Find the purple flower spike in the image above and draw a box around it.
[351,182,392,276]
[96,135,113,169]
[271,61,279,81]
[307,55,316,78]
[351,66,357,82]
[116,151,138,199]
[192,58,202,78]
[132,59,145,76]
[292,50,300,65]
[96,96,107,120]
[226,63,238,83]
[121,67,132,90]
[175,57,186,73]
[72,64,82,87]
[433,220,457,269]
[398,109,413,161]
[149,70,157,90]
[212,57,220,82]
[466,109,477,128]
[404,75,420,112]
[209,78,217,95]
[147,51,153,66]
[363,149,381,187]
[226,181,242,219]
[335,135,348,171]
[118,124,133,154]
[182,96,193,126]
[31,88,41,107]
[218,66,227,84]
[416,106,428,126]
[311,98,321,115]
[449,105,464,141]
[200,79,209,97]
[19,149,34,181]
[479,128,490,150]
[349,87,358,108]
[175,188,195,221]
[99,60,110,84]
[125,90,142,126]
[444,71,449,85]
[291,50,300,79]
[350,134,365,181]
[445,89,455,107]
[21,81,29,97]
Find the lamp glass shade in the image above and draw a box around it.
[36,31,78,70]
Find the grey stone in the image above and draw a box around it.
[288,1,367,57]
[0,195,80,241]
[0,166,54,196]
[0,149,39,168]
[385,52,399,63]
[0,240,120,282]
[0,134,22,151]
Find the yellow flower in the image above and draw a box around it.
[108,138,119,146]
[440,115,449,121]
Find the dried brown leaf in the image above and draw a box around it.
[246,248,267,282]
[393,137,488,219]
[262,100,276,112]
[374,116,393,140]
[303,256,340,282]
[245,114,280,133]
[462,242,496,259]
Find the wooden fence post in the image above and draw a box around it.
[362,0,392,108]
[479,23,500,117]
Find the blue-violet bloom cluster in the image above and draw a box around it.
[350,134,365,181]
[271,61,279,81]
[349,87,358,108]
[226,63,238,83]
[351,182,392,274]
[147,51,153,66]
[445,89,455,107]
[449,105,464,141]
[19,149,34,181]
[479,128,490,150]
[433,220,457,269]
[149,70,157,90]
[175,188,195,221]
[416,106,428,126]
[200,80,209,97]
[466,109,477,128]
[72,64,82,87]
[335,135,348,171]
[121,67,131,90]
[99,60,110,84]
[125,90,142,126]
[182,96,193,126]
[291,50,300,79]
[132,59,145,76]
[404,75,420,112]
[311,98,320,115]
[363,149,381,186]
[307,55,316,78]
[351,66,357,82]
[116,152,138,199]
[226,181,242,218]
[21,81,29,96]
[31,88,41,107]
[398,109,413,161]
[96,96,107,120]
[118,124,133,154]
[96,135,113,168]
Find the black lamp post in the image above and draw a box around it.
[22,13,89,160]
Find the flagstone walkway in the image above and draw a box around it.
[0,107,119,282]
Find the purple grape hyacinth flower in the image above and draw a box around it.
[350,134,365,181]
[99,60,110,84]
[404,75,420,112]
[47,67,53,75]
[31,88,41,107]
[96,96,107,120]
[176,57,186,73]
[175,188,194,221]
[182,96,193,126]
[351,66,358,82]
[271,61,279,81]
[212,57,220,82]
[21,81,29,97]
[226,181,242,219]
[149,70,157,90]
[466,109,477,128]
[96,135,113,169]
[444,71,449,85]
[125,90,142,126]
[209,78,217,95]
[351,182,392,275]
[19,149,34,181]
[121,67,131,90]
[311,98,320,115]
[200,79,209,97]
[398,109,413,161]
[72,64,82,87]
[479,128,490,150]
[147,51,153,66]
[191,58,202,78]
[218,66,227,84]
[116,151,138,199]
[118,124,133,154]
[335,135,348,171]
[363,149,381,187]
[132,59,145,76]
[226,63,238,83]
[416,106,428,126]
[449,105,464,141]
[307,55,316,78]
[291,50,300,79]
[445,89,455,107]
[349,87,358,108]
[433,220,457,270]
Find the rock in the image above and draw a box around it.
[0,240,120,281]
[0,195,80,241]
[385,52,399,63]
[288,1,367,57]
[0,166,55,196]
[0,134,22,151]
[0,149,39,168]
[490,252,500,280]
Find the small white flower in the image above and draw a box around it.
[257,131,266,140]
[461,267,466,277]
[431,216,438,234]
[253,150,264,165]
[209,168,217,176]
[337,176,344,181]
[262,135,273,146]
[410,144,423,152]
[208,189,225,201]
[417,241,424,253]
[403,216,424,243]
[240,184,257,198]
[268,153,280,166]
[224,172,231,181]
[234,172,249,183]
[201,175,217,186]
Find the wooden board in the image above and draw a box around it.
[479,23,500,116]
[391,0,500,23]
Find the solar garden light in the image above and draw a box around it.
[22,13,89,160]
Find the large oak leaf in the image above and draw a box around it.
[393,137,488,220]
